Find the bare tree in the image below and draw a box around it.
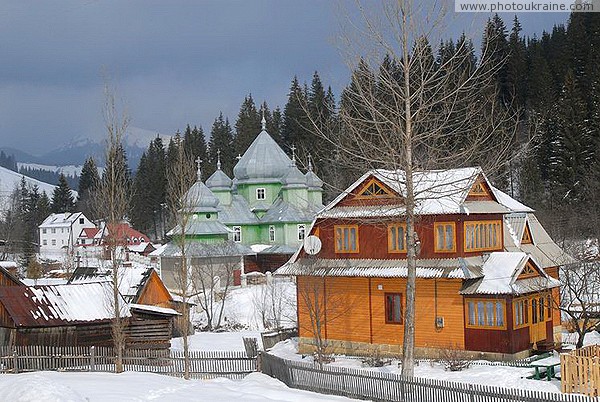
[165,135,196,380]
[558,260,600,348]
[251,275,289,330]
[190,244,241,331]
[303,1,518,376]
[94,82,130,373]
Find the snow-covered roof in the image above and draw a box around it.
[460,252,560,295]
[0,282,129,327]
[167,219,230,237]
[277,257,484,279]
[39,212,85,228]
[320,167,533,219]
[129,303,180,316]
[69,265,155,300]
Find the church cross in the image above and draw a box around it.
[290,145,297,163]
[216,149,222,170]
[236,153,242,161]
[195,156,202,180]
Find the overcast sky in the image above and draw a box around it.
[0,1,568,156]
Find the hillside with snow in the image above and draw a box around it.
[0,166,69,211]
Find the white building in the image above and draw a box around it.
[39,212,96,253]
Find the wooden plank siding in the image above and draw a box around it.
[310,213,504,260]
[297,276,465,350]
[137,271,173,307]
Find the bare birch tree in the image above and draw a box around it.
[304,1,518,376]
[95,83,130,373]
[166,135,196,380]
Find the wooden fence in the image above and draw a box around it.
[562,345,600,397]
[262,352,597,402]
[0,346,257,379]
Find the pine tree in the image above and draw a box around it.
[208,113,235,176]
[51,174,75,213]
[234,95,261,156]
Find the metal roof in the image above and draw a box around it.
[261,198,318,224]
[0,282,129,327]
[158,240,254,258]
[233,131,293,184]
[182,180,220,213]
[276,257,484,279]
[218,195,259,225]
[206,168,233,190]
[167,219,230,237]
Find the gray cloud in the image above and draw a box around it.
[0,1,567,155]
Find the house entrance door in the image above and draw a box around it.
[529,297,547,345]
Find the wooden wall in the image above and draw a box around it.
[311,213,504,260]
[297,276,465,350]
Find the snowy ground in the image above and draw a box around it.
[171,330,263,351]
[0,371,359,402]
[269,338,562,394]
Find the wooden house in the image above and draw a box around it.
[278,167,572,360]
[0,282,179,349]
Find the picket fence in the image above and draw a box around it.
[261,352,599,402]
[0,346,257,379]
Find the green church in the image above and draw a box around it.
[157,117,324,288]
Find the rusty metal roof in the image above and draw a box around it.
[0,282,129,328]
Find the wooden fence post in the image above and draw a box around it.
[468,383,475,402]
[90,346,96,372]
[12,349,17,374]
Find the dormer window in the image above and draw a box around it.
[256,188,266,200]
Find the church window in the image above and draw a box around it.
[334,225,359,253]
[297,224,306,241]
[256,188,266,200]
[206,213,211,219]
[233,226,241,242]
[269,225,275,242]
[434,222,455,253]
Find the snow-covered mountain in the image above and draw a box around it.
[4,126,168,168]
[0,166,68,211]
[17,163,104,178]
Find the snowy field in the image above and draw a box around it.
[0,371,358,402]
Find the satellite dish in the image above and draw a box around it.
[303,235,322,255]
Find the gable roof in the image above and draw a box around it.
[320,167,533,219]
[0,282,129,327]
[39,212,85,228]
[69,266,158,302]
[460,252,560,295]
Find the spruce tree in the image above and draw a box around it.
[51,174,75,213]
[77,157,100,219]
[183,126,209,180]
[282,76,310,155]
[234,95,261,156]
[208,113,235,177]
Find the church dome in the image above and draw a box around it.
[206,168,232,191]
[306,170,323,189]
[233,131,292,184]
[183,180,220,212]
[282,164,308,188]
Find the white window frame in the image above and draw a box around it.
[269,225,275,242]
[42,228,47,234]
[51,239,56,246]
[79,217,84,224]
[256,188,266,200]
[42,239,47,246]
[297,224,306,241]
[233,226,242,242]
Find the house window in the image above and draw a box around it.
[42,228,47,234]
[521,224,532,244]
[256,188,266,200]
[42,240,47,246]
[269,225,275,242]
[334,225,359,253]
[385,293,403,324]
[297,224,306,241]
[51,239,56,246]
[464,220,502,252]
[465,299,506,329]
[51,228,56,234]
[79,218,84,224]
[434,222,455,253]
[233,226,241,242]
[388,223,406,253]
